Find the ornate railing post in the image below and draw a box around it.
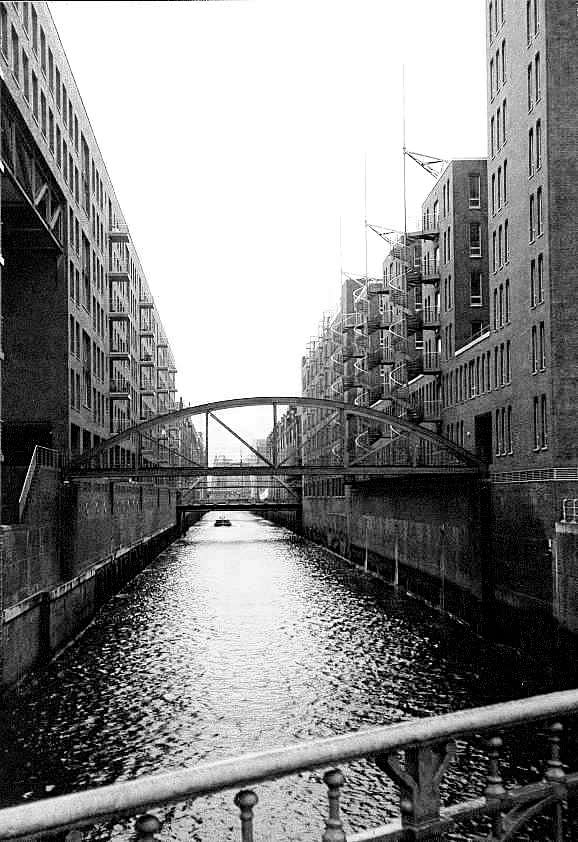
[377,740,455,841]
[322,768,346,842]
[234,789,258,842]
[545,722,566,842]
[484,735,506,839]
[134,813,161,842]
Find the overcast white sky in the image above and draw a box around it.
[49,0,487,456]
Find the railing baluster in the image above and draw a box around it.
[484,735,505,839]
[234,789,258,842]
[545,722,566,842]
[134,813,161,842]
[322,768,346,842]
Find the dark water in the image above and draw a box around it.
[0,514,572,840]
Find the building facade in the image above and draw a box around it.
[0,2,195,513]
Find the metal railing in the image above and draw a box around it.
[562,498,578,523]
[0,690,575,841]
[18,445,62,522]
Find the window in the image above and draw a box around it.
[11,25,18,80]
[507,406,512,453]
[495,49,500,89]
[505,278,510,322]
[489,2,493,39]
[504,220,509,262]
[499,284,504,326]
[469,173,481,208]
[536,120,542,169]
[48,47,53,92]
[539,322,546,370]
[48,107,54,153]
[63,138,68,180]
[527,64,533,110]
[529,194,535,241]
[493,289,498,330]
[56,124,61,167]
[530,259,536,306]
[540,395,548,449]
[498,225,503,267]
[501,39,506,82]
[503,160,507,203]
[496,107,501,148]
[535,53,541,101]
[74,114,79,151]
[529,128,534,176]
[534,0,539,34]
[492,231,497,272]
[0,4,7,57]
[31,69,38,118]
[495,409,501,456]
[22,1,28,32]
[490,117,495,157]
[68,101,73,139]
[536,187,543,236]
[39,25,45,74]
[526,0,532,43]
[22,48,29,99]
[490,58,495,97]
[472,321,483,338]
[497,167,501,208]
[55,66,60,109]
[62,84,67,126]
[470,270,482,306]
[491,173,496,214]
[469,222,482,257]
[537,253,544,302]
[40,90,46,136]
[502,99,507,143]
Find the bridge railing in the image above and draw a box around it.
[0,689,576,841]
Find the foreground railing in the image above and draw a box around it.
[0,690,576,841]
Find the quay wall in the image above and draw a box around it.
[299,478,488,631]
[0,478,198,690]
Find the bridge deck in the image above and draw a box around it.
[68,465,481,480]
[178,502,301,512]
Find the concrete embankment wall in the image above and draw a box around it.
[269,476,578,666]
[0,476,198,690]
[297,478,488,631]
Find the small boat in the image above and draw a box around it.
[214,518,232,527]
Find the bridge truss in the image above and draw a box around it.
[68,398,483,509]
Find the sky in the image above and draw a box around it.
[48,0,488,456]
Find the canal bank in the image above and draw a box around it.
[266,478,578,676]
[0,471,201,690]
[1,512,571,841]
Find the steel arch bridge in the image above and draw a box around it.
[68,397,484,486]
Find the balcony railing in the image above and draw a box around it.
[109,300,130,318]
[110,378,131,395]
[0,691,575,841]
[108,223,130,243]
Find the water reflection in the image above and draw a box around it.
[0,513,560,840]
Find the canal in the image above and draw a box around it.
[0,514,566,840]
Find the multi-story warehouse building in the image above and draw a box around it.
[0,2,191,509]
[300,0,577,641]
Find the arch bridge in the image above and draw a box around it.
[68,398,484,509]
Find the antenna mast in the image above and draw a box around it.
[364,154,368,279]
[402,66,408,244]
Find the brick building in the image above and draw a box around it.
[0,2,194,512]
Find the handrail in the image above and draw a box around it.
[18,446,61,522]
[0,690,576,840]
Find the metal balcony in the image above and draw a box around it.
[109,301,130,321]
[410,225,440,241]
[422,265,441,283]
[342,342,365,361]
[368,346,394,368]
[109,346,131,361]
[108,224,130,244]
[110,378,131,398]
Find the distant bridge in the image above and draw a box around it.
[177,501,301,513]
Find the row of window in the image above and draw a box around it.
[443,343,511,407]
[529,188,543,241]
[489,39,506,99]
[491,220,509,272]
[424,174,481,232]
[69,317,106,383]
[531,322,546,373]
[530,254,545,307]
[488,0,505,42]
[528,53,541,111]
[490,99,507,157]
[493,280,510,330]
[494,406,513,456]
[528,120,543,176]
[533,394,548,451]
[491,160,507,215]
[526,0,540,45]
[70,367,107,428]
